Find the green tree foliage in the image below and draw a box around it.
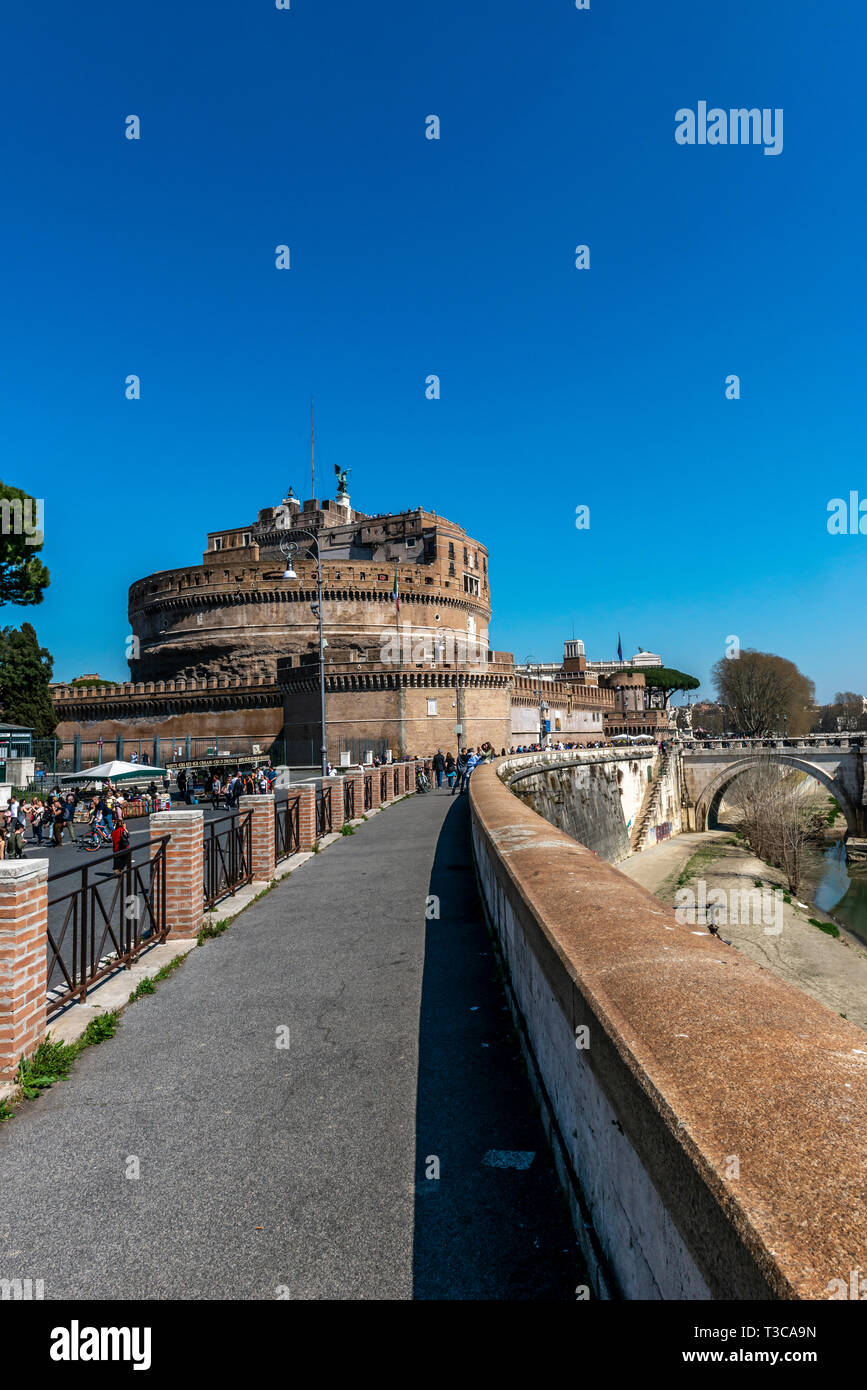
[642,667,700,706]
[0,481,50,607]
[711,649,815,737]
[0,623,57,736]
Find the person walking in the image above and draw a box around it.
[453,747,470,795]
[432,749,446,788]
[30,799,45,844]
[211,774,222,810]
[464,747,481,791]
[62,793,77,843]
[445,752,456,789]
[8,813,26,859]
[111,816,132,875]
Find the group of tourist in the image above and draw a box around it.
[1,792,77,856]
[0,781,136,873]
[178,766,277,809]
[415,745,499,794]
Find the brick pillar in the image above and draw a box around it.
[239,794,276,882]
[367,767,381,810]
[297,784,317,850]
[344,770,365,821]
[406,759,417,794]
[0,860,48,1078]
[149,810,204,939]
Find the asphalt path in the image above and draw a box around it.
[0,787,580,1299]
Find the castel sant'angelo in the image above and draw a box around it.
[53,482,525,760]
[52,478,620,762]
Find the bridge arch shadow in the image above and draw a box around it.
[694,755,858,836]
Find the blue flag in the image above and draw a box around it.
[617,633,623,662]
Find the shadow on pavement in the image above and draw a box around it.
[411,792,583,1299]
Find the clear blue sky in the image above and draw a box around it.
[2,0,865,702]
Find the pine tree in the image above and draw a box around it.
[0,622,58,736]
[0,481,50,606]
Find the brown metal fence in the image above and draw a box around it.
[363,774,373,810]
[203,811,253,909]
[344,780,355,822]
[316,786,333,837]
[274,795,300,862]
[46,838,168,1014]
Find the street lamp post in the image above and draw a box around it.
[525,654,548,750]
[281,533,328,777]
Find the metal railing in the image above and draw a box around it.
[275,795,300,862]
[344,780,355,822]
[46,838,168,1014]
[363,774,373,810]
[203,811,253,909]
[380,769,389,803]
[316,787,333,837]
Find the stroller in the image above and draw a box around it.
[416,768,432,794]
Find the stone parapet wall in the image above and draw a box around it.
[469,759,867,1299]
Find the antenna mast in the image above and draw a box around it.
[311,396,315,502]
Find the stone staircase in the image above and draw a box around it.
[630,748,672,853]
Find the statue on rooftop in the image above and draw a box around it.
[334,465,351,498]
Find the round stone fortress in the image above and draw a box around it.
[129,490,493,684]
[51,488,516,762]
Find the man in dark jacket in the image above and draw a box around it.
[432,749,446,788]
[452,748,470,795]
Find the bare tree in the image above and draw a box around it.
[711,649,815,737]
[723,757,821,895]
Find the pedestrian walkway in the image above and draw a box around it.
[0,789,579,1299]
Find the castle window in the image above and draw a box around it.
[213,537,223,551]
[463,573,480,596]
[448,541,455,559]
[448,562,455,577]
[427,699,437,716]
[243,533,251,546]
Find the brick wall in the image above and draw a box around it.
[296,785,317,850]
[149,811,204,938]
[238,794,276,882]
[0,861,48,1077]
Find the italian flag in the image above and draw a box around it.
[391,563,400,612]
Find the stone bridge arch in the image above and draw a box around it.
[694,754,859,836]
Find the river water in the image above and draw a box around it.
[804,840,867,945]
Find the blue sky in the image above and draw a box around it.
[2,0,865,702]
